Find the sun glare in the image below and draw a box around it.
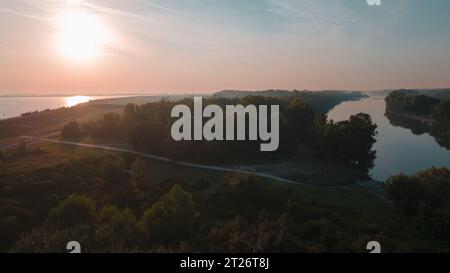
[66,95,93,107]
[56,10,111,62]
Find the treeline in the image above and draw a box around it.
[62,96,377,172]
[213,90,367,112]
[385,90,450,121]
[385,90,450,149]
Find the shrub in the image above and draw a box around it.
[48,195,96,227]
[61,121,81,138]
[142,184,198,244]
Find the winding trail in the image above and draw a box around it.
[20,136,306,186]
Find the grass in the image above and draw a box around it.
[0,103,123,139]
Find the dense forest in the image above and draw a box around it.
[385,90,450,121]
[213,89,367,112]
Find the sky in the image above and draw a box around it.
[1,0,450,95]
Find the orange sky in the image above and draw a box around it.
[1,0,450,95]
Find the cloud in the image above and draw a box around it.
[136,0,194,18]
[75,0,146,20]
[264,0,360,34]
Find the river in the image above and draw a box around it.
[327,96,450,181]
[0,95,129,120]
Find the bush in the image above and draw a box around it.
[92,113,124,138]
[94,205,139,250]
[48,195,96,227]
[142,184,198,244]
[61,121,81,138]
[385,168,450,241]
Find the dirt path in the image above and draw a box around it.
[20,136,308,186]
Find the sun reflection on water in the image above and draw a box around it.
[65,95,92,107]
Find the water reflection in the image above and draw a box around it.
[385,112,450,150]
[328,97,450,181]
[65,96,93,107]
[385,112,429,136]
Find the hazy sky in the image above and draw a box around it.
[1,0,450,94]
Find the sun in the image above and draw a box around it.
[55,10,111,62]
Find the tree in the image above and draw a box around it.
[95,204,139,249]
[124,103,137,124]
[130,157,149,189]
[345,113,378,172]
[385,90,441,116]
[432,100,450,123]
[128,121,167,154]
[93,113,124,138]
[314,113,377,172]
[142,184,198,244]
[285,98,315,136]
[48,194,96,227]
[99,157,129,187]
[61,121,81,138]
[385,168,450,240]
[385,173,424,215]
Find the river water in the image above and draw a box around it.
[327,96,450,181]
[0,95,128,120]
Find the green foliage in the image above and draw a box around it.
[431,99,450,123]
[61,121,81,138]
[386,168,450,241]
[314,113,377,172]
[0,206,36,251]
[48,194,96,227]
[99,157,129,187]
[142,184,199,244]
[131,157,149,189]
[13,223,92,253]
[384,89,450,150]
[2,164,445,252]
[92,113,125,138]
[386,90,441,116]
[284,98,315,140]
[128,121,167,155]
[95,205,140,250]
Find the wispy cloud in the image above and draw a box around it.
[264,0,359,34]
[0,8,53,21]
[135,0,193,18]
[75,0,146,20]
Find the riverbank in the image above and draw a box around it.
[385,109,434,124]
